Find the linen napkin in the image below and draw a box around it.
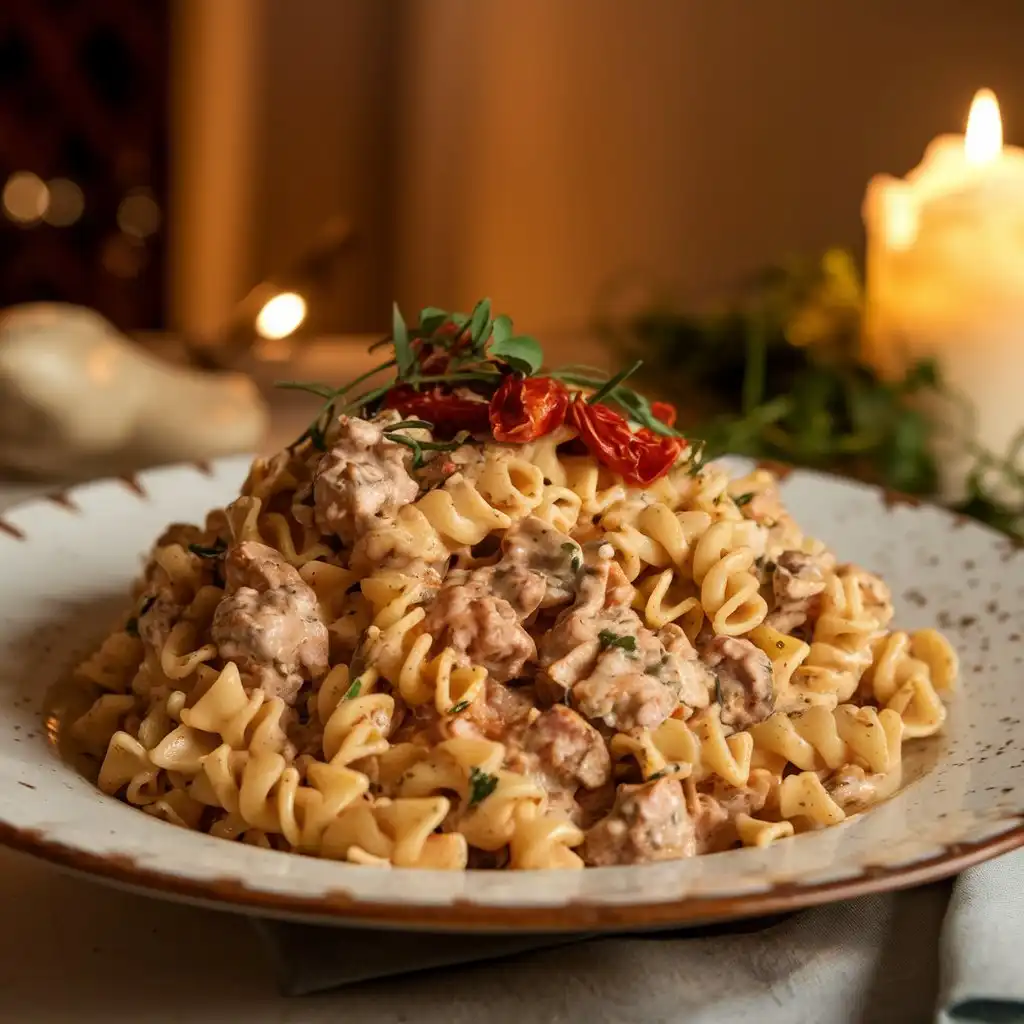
[254,848,1024,1023]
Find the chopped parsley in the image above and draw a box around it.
[598,630,637,653]
[139,594,157,616]
[342,678,362,701]
[733,492,754,507]
[448,699,471,715]
[468,766,499,806]
[561,541,583,573]
[188,538,228,559]
[647,769,669,782]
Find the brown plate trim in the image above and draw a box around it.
[118,474,147,497]
[0,518,26,540]
[0,818,1021,932]
[46,491,79,512]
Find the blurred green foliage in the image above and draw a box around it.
[605,250,1024,538]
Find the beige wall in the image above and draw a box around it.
[173,0,1024,337]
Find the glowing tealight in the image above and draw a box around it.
[255,292,307,340]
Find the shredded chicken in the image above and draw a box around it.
[702,635,774,730]
[444,517,582,621]
[582,778,696,865]
[538,550,711,729]
[421,577,536,683]
[765,549,830,633]
[692,774,772,852]
[211,541,328,704]
[515,705,611,790]
[313,416,419,543]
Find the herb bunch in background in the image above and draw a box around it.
[601,249,1024,538]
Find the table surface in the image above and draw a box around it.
[0,337,613,1022]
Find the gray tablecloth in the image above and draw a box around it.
[256,848,1024,1024]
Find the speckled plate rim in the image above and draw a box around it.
[0,455,1022,933]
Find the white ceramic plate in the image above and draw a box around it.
[1,456,1021,931]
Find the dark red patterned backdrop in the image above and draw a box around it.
[0,0,169,331]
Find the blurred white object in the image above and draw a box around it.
[0,303,268,480]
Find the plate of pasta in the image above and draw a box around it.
[1,301,1022,931]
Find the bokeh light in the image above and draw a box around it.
[255,292,307,339]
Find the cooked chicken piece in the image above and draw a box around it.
[211,541,328,704]
[702,635,774,730]
[313,415,419,543]
[582,778,696,865]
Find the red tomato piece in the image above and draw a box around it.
[384,385,491,436]
[489,376,570,443]
[570,396,685,486]
[650,400,678,428]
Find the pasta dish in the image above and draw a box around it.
[67,301,959,870]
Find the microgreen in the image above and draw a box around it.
[468,766,499,806]
[448,699,471,715]
[343,678,362,701]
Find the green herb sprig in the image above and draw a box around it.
[468,766,499,807]
[598,630,637,653]
[279,300,545,448]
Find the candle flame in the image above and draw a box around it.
[965,88,1002,166]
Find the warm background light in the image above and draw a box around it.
[2,172,49,225]
[965,88,1002,165]
[255,291,307,339]
[43,178,84,227]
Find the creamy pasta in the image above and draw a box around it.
[65,305,959,869]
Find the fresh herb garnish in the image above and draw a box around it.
[343,678,362,701]
[587,360,643,406]
[561,541,583,573]
[124,617,139,637]
[139,594,157,616]
[733,492,755,507]
[467,298,492,349]
[384,430,470,470]
[468,766,499,806]
[189,538,227,559]
[448,699,471,715]
[393,302,415,379]
[686,440,708,476]
[489,334,544,375]
[598,630,637,653]
[549,367,683,438]
[648,769,669,782]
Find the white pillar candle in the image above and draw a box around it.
[863,89,1024,500]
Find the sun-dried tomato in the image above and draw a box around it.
[650,400,678,428]
[570,396,685,486]
[489,376,570,443]
[384,385,491,436]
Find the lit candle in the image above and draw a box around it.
[862,89,1024,499]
